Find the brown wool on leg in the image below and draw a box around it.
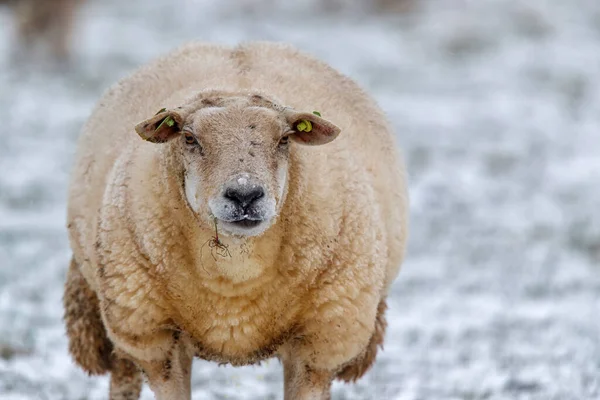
[133,335,193,400]
[109,356,143,400]
[63,258,113,375]
[282,351,333,400]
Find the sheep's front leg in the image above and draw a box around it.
[281,352,333,400]
[280,275,382,400]
[110,356,142,400]
[134,335,193,400]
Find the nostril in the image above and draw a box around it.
[224,188,237,201]
[251,188,265,201]
[224,187,265,208]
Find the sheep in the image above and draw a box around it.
[64,41,408,400]
[3,0,83,63]
[373,0,416,13]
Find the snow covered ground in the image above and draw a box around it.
[0,0,599,398]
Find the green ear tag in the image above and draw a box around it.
[312,111,321,117]
[155,116,175,132]
[297,120,313,132]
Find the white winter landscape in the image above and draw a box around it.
[0,0,599,399]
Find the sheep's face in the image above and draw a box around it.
[135,92,340,238]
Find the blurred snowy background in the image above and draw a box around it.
[0,0,599,399]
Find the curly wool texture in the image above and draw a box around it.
[63,258,113,375]
[336,300,388,382]
[65,41,408,398]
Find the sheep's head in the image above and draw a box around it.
[135,91,341,237]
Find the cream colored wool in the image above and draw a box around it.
[65,41,408,400]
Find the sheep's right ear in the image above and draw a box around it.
[135,109,184,143]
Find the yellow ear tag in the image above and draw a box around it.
[297,120,312,132]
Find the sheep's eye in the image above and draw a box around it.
[279,136,290,146]
[184,132,197,145]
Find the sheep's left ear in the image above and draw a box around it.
[134,109,184,143]
[284,110,341,146]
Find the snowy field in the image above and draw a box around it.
[1,0,599,399]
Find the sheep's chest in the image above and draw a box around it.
[172,233,303,365]
[181,287,298,366]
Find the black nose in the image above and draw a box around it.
[224,186,265,209]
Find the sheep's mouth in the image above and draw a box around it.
[216,217,267,237]
[209,198,276,237]
[226,218,262,229]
